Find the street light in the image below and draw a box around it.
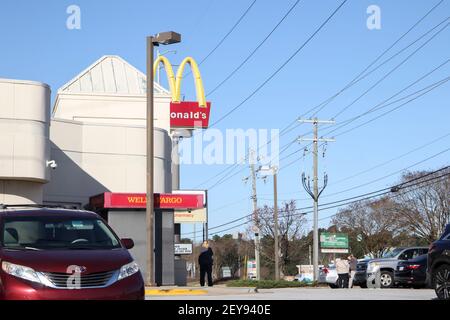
[258,165,280,280]
[146,31,181,286]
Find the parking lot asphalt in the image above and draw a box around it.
[146,286,436,300]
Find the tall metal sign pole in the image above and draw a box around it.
[298,118,335,282]
[146,36,155,287]
[146,32,181,287]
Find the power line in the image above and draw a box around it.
[325,59,450,135]
[317,171,450,222]
[191,3,446,191]
[207,0,302,96]
[209,0,348,127]
[198,0,258,66]
[331,20,449,119]
[265,132,450,201]
[332,133,450,185]
[277,9,449,137]
[278,73,450,174]
[331,76,450,138]
[320,148,450,199]
[183,166,449,236]
[310,12,449,118]
[207,168,450,236]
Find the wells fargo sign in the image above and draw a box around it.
[153,56,211,129]
[90,192,204,210]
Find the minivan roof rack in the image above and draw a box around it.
[0,204,79,210]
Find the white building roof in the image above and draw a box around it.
[58,55,169,95]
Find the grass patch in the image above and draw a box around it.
[226,279,317,289]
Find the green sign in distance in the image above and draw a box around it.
[320,232,349,249]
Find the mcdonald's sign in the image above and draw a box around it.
[153,56,211,129]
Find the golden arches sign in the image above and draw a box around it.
[153,56,206,108]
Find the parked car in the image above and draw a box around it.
[427,223,450,300]
[394,254,428,288]
[353,246,429,289]
[318,264,338,288]
[0,206,145,300]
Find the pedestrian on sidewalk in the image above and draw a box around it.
[335,257,350,288]
[348,254,358,288]
[198,240,214,287]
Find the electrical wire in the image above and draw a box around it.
[206,168,450,236]
[198,0,258,66]
[182,167,449,236]
[209,0,348,128]
[207,0,302,96]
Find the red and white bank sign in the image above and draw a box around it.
[170,101,211,129]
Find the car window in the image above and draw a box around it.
[382,248,404,258]
[1,216,121,250]
[419,248,429,255]
[399,249,420,260]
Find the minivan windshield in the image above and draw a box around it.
[1,216,121,250]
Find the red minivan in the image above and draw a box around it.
[0,206,144,300]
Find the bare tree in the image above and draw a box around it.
[392,168,450,243]
[332,197,400,258]
[255,201,307,276]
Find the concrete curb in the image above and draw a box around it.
[145,288,208,296]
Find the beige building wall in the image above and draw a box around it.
[0,78,51,204]
[43,55,174,208]
[44,120,172,207]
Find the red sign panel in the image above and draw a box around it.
[90,192,204,210]
[170,101,211,129]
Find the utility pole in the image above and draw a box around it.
[298,118,335,282]
[273,168,280,280]
[244,149,260,281]
[250,151,260,281]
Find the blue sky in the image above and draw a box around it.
[1,0,449,240]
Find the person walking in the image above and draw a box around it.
[335,257,350,288]
[198,240,214,287]
[348,254,358,288]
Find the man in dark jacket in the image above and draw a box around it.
[198,241,214,287]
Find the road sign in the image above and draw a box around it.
[174,243,193,255]
[321,248,349,253]
[320,232,349,253]
[174,208,207,223]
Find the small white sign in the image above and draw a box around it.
[321,248,349,254]
[175,243,193,255]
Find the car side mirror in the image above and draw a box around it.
[121,238,134,249]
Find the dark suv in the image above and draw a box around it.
[427,224,450,300]
[353,247,429,288]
